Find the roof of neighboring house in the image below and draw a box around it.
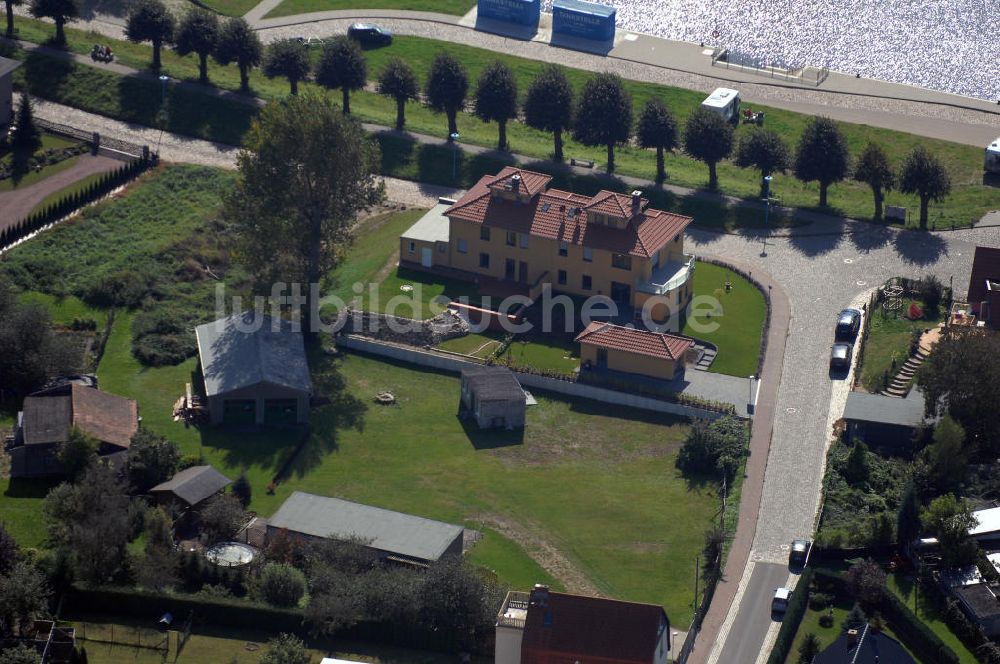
[969,506,1000,538]
[954,583,1000,621]
[843,390,927,429]
[150,465,233,507]
[521,589,667,662]
[574,321,693,361]
[461,365,526,402]
[400,201,452,244]
[267,491,464,562]
[968,246,1000,304]
[444,168,692,259]
[21,384,138,448]
[583,190,645,217]
[813,625,915,664]
[195,311,312,398]
[0,56,21,79]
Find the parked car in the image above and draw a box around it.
[348,23,392,46]
[789,539,811,567]
[835,308,862,340]
[772,587,791,613]
[830,342,853,370]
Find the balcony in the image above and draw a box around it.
[496,591,530,629]
[636,254,695,296]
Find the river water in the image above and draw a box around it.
[544,0,1000,102]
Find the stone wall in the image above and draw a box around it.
[341,308,469,347]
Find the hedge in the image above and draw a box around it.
[61,585,475,653]
[766,567,814,664]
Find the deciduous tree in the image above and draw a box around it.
[844,558,886,607]
[125,429,180,493]
[794,116,849,207]
[425,52,468,137]
[0,523,18,577]
[853,141,895,220]
[572,72,632,174]
[735,127,791,196]
[684,108,733,189]
[28,0,77,44]
[258,562,306,607]
[925,416,968,493]
[222,92,383,334]
[922,493,978,569]
[636,98,677,183]
[125,0,175,71]
[4,0,22,38]
[136,506,178,591]
[473,60,518,151]
[57,426,98,482]
[0,643,39,664]
[214,17,261,93]
[522,64,573,162]
[0,561,50,636]
[260,633,309,664]
[900,145,951,229]
[174,7,218,84]
[263,38,310,95]
[198,493,244,543]
[315,36,367,114]
[376,57,418,130]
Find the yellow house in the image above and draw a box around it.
[575,321,694,380]
[400,167,696,330]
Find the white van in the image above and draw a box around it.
[986,137,1000,175]
[701,87,741,123]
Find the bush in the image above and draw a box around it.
[258,563,306,608]
[85,268,154,308]
[818,613,834,628]
[131,308,198,366]
[808,591,833,611]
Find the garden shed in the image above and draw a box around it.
[266,491,464,565]
[842,389,927,449]
[150,465,232,510]
[195,311,312,426]
[459,365,527,430]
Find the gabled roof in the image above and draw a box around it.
[521,589,667,662]
[813,624,915,664]
[968,246,1000,304]
[21,384,137,448]
[575,321,693,361]
[486,167,552,197]
[444,168,692,259]
[195,311,312,398]
[461,365,526,402]
[267,491,464,563]
[582,190,646,218]
[150,465,232,507]
[842,390,926,428]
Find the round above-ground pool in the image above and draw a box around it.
[204,542,256,567]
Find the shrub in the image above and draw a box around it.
[131,308,198,366]
[808,591,833,611]
[258,563,307,608]
[818,613,834,628]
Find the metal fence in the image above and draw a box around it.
[711,48,830,87]
[35,117,150,161]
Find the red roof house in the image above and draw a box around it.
[575,321,694,380]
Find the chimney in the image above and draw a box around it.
[510,174,522,191]
[631,190,642,212]
[847,628,860,648]
[530,584,549,608]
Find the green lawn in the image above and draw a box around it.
[10,16,1000,229]
[265,0,475,18]
[682,262,766,377]
[198,0,263,16]
[501,334,580,374]
[436,331,504,358]
[17,292,109,328]
[858,300,941,392]
[886,574,978,664]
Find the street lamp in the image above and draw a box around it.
[760,175,773,257]
[158,74,169,105]
[449,132,460,181]
[747,374,756,414]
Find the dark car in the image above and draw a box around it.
[789,539,810,567]
[835,308,862,340]
[348,23,392,46]
[830,342,853,370]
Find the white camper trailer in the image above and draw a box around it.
[701,87,741,123]
[986,137,1000,175]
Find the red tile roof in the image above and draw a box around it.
[968,246,1000,305]
[583,190,646,217]
[520,588,668,663]
[486,166,552,197]
[445,168,692,259]
[575,321,693,361]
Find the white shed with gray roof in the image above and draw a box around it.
[399,199,454,269]
[266,491,464,564]
[195,311,311,426]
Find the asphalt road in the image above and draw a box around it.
[716,562,791,664]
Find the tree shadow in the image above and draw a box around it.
[892,230,948,266]
[849,222,894,253]
[22,50,73,96]
[459,416,524,450]
[4,477,61,498]
[788,230,845,257]
[376,130,416,178]
[79,0,130,19]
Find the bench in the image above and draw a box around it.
[570,157,595,168]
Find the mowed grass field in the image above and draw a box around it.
[10,16,1000,229]
[265,0,475,18]
[1,167,718,625]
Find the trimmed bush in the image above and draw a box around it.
[257,563,306,608]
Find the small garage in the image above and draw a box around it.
[196,311,312,426]
[399,199,453,270]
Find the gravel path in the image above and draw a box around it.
[0,153,121,230]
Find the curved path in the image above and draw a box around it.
[30,100,1000,663]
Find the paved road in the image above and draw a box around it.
[30,101,1000,663]
[0,153,120,229]
[716,562,790,664]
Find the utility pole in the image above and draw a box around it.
[760,175,773,257]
